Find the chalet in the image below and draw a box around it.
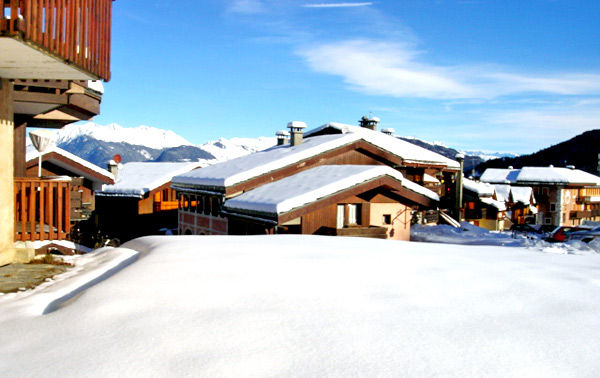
[462,178,507,230]
[96,162,204,242]
[1,0,113,264]
[24,145,114,224]
[481,166,600,227]
[172,118,459,240]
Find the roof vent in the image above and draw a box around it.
[276,130,290,146]
[381,128,395,136]
[359,115,379,131]
[566,165,575,170]
[287,121,306,146]
[508,166,513,169]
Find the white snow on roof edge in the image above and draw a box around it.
[224,165,439,215]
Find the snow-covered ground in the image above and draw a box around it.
[411,222,600,254]
[1,235,600,376]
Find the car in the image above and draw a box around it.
[545,226,591,242]
[565,226,600,243]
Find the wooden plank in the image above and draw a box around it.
[57,181,63,237]
[13,89,68,104]
[39,181,46,240]
[64,183,71,236]
[48,183,55,240]
[29,182,36,240]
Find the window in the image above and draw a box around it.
[348,204,358,225]
[336,205,345,229]
[550,203,556,212]
[382,214,392,225]
[196,195,204,213]
[544,217,552,225]
[211,197,220,216]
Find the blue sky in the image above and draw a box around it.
[94,0,600,153]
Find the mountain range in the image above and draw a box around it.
[475,129,600,176]
[43,122,517,172]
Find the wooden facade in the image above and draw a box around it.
[14,177,70,241]
[1,0,112,81]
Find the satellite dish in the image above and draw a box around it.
[113,154,122,164]
[29,129,57,177]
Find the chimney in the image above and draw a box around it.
[287,121,306,146]
[359,115,380,131]
[455,152,465,223]
[107,160,119,179]
[381,127,395,136]
[276,130,290,146]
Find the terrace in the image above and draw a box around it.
[1,0,111,81]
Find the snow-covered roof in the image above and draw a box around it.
[463,178,494,197]
[510,186,535,205]
[305,122,459,168]
[480,197,507,211]
[517,167,600,185]
[481,167,600,186]
[479,168,520,184]
[174,127,459,189]
[99,162,203,198]
[423,173,440,184]
[224,165,439,215]
[26,145,114,184]
[493,184,511,203]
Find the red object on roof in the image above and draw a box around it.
[113,154,122,163]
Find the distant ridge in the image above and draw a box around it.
[475,129,600,176]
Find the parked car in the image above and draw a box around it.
[565,226,600,243]
[545,226,591,242]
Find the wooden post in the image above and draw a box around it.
[0,78,16,265]
[13,121,27,177]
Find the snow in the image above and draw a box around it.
[174,130,459,189]
[305,122,460,168]
[482,166,600,186]
[423,173,439,183]
[480,196,507,211]
[517,166,600,185]
[510,185,535,204]
[26,145,114,183]
[87,80,104,94]
[224,165,439,215]
[463,177,494,196]
[493,184,511,202]
[198,136,277,162]
[1,235,600,377]
[480,168,520,184]
[98,162,203,197]
[54,122,193,150]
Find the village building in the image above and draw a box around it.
[172,119,460,240]
[1,1,113,264]
[96,162,203,242]
[462,178,507,230]
[480,166,600,227]
[24,145,114,224]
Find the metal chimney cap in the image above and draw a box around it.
[368,116,380,122]
[276,130,290,136]
[455,152,465,160]
[287,121,306,129]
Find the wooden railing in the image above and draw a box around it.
[1,0,112,81]
[14,177,71,241]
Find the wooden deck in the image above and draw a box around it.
[14,177,71,241]
[1,0,112,80]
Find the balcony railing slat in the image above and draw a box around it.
[2,0,111,80]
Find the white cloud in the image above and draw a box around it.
[303,2,373,8]
[297,39,600,99]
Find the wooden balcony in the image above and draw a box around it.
[0,0,112,81]
[14,177,71,241]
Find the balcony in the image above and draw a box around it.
[1,0,112,81]
[14,177,71,241]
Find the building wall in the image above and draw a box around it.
[178,193,228,235]
[0,78,16,265]
[369,202,410,240]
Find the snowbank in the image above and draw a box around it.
[1,235,600,376]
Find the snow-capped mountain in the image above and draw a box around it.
[48,123,276,168]
[56,122,193,150]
